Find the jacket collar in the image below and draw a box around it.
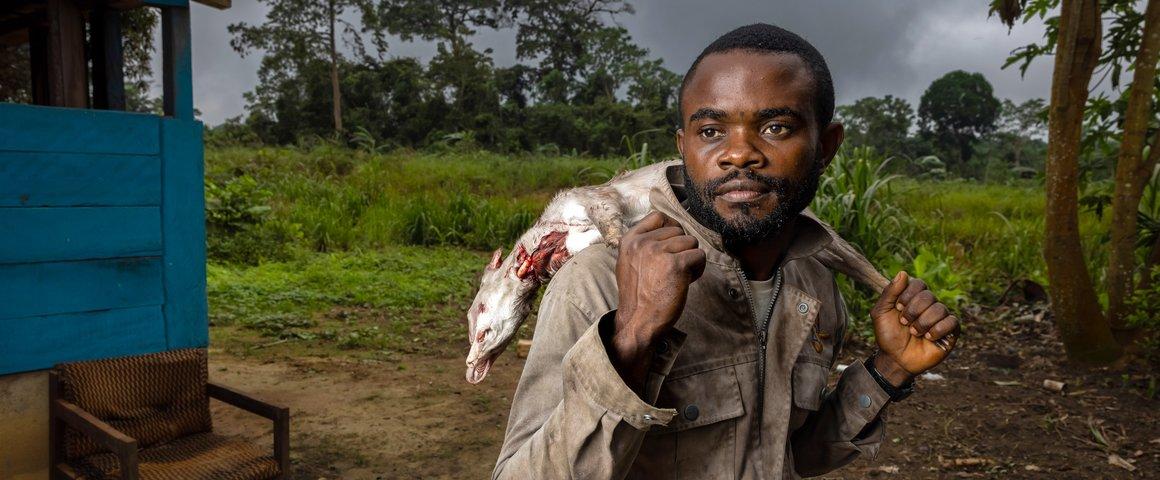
[647,160,836,269]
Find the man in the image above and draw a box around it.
[493,23,959,479]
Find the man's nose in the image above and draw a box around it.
[717,129,766,170]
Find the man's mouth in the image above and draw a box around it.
[715,179,770,203]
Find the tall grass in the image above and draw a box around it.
[205,145,1116,338]
[812,147,913,268]
[205,146,621,261]
[892,179,1109,304]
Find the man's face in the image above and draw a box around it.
[676,51,841,245]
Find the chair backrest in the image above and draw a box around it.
[55,348,212,459]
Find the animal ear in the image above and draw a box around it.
[488,248,503,270]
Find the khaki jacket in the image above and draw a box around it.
[493,163,892,479]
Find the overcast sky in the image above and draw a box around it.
[183,0,1056,126]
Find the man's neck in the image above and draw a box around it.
[729,216,799,281]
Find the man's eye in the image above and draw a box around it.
[699,128,723,139]
[763,124,790,136]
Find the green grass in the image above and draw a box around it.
[208,246,486,359]
[206,146,621,255]
[893,178,1109,303]
[205,146,1116,351]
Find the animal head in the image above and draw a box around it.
[465,247,536,384]
[465,230,573,384]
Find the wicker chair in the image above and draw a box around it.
[48,349,289,480]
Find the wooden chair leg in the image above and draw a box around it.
[274,408,289,479]
[49,372,62,480]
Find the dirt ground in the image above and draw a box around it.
[209,302,1158,479]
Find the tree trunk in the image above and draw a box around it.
[329,0,343,134]
[1106,0,1160,342]
[1043,0,1122,363]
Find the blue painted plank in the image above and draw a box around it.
[161,119,208,348]
[0,306,166,375]
[0,152,160,207]
[0,257,164,320]
[0,103,160,155]
[0,207,162,264]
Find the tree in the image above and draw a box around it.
[379,0,505,55]
[121,8,160,113]
[0,45,31,103]
[508,0,637,101]
[377,0,507,134]
[918,71,1001,172]
[992,0,1160,363]
[508,0,633,78]
[994,98,1047,168]
[230,0,380,134]
[836,95,914,157]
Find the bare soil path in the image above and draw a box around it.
[209,303,1158,479]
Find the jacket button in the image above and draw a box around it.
[655,339,670,355]
[858,394,872,408]
[798,302,809,314]
[684,404,700,421]
[728,288,739,298]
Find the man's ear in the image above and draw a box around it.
[675,127,685,159]
[818,122,845,170]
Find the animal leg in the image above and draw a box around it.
[583,191,627,248]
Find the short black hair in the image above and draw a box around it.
[679,23,835,128]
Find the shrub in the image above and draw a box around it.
[205,175,302,264]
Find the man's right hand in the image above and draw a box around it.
[609,211,706,390]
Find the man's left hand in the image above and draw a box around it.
[869,271,960,386]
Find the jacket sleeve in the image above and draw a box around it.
[492,270,685,479]
[790,288,893,477]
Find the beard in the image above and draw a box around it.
[682,159,823,246]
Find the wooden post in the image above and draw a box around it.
[29,26,50,106]
[46,0,87,108]
[91,7,126,110]
[161,5,193,119]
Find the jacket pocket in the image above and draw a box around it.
[651,364,746,433]
[636,365,745,479]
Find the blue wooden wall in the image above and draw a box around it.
[0,103,207,374]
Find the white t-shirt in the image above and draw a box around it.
[749,275,778,324]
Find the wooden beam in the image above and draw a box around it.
[29,25,49,105]
[0,11,47,40]
[161,5,193,119]
[90,7,125,110]
[193,0,230,9]
[46,0,87,108]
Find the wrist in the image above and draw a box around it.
[609,311,655,391]
[871,352,914,388]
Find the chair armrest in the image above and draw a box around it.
[207,382,289,477]
[52,399,140,480]
[207,382,287,420]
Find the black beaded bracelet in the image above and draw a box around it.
[865,351,916,402]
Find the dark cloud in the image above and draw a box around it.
[188,1,1056,126]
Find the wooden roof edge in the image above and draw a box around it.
[118,0,230,10]
[193,0,230,9]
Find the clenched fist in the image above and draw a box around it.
[609,211,706,390]
[870,271,960,386]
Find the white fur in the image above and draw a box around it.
[464,160,676,383]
